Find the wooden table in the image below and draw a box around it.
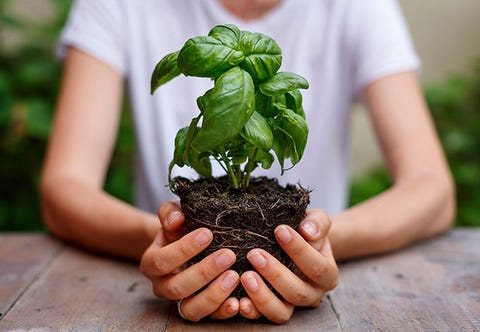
[0,229,479,331]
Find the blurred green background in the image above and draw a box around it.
[0,0,479,231]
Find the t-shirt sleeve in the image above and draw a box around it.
[346,0,420,93]
[57,0,126,75]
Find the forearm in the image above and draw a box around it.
[330,173,455,260]
[41,176,159,260]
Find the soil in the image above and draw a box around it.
[173,176,310,298]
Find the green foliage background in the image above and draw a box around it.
[0,0,478,230]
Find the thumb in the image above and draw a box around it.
[298,209,331,253]
[157,200,185,231]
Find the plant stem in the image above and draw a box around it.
[242,147,258,187]
[219,145,239,188]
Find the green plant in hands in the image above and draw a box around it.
[151,24,309,190]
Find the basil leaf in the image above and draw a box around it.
[172,126,188,167]
[259,72,309,96]
[196,88,213,115]
[272,128,290,174]
[190,149,212,178]
[278,109,309,164]
[182,116,201,164]
[192,67,255,151]
[254,91,271,117]
[177,36,244,78]
[238,31,254,54]
[254,150,274,169]
[208,24,241,49]
[285,89,306,119]
[239,32,282,83]
[150,51,181,94]
[241,111,273,151]
[229,145,249,165]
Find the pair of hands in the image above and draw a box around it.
[140,201,338,324]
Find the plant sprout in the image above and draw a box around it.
[151,24,309,190]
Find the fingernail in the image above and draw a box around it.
[221,272,238,290]
[167,211,181,225]
[194,230,211,247]
[248,251,267,268]
[215,251,235,268]
[301,220,318,237]
[243,274,259,292]
[275,225,292,243]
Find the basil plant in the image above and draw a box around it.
[151,24,309,190]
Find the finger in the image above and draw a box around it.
[153,249,236,299]
[209,297,240,320]
[298,209,331,252]
[247,249,321,307]
[275,225,338,290]
[239,297,262,320]
[140,228,212,278]
[179,271,240,322]
[157,200,185,231]
[241,271,294,324]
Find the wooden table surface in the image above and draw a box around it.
[0,229,479,331]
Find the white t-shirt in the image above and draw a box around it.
[58,0,420,215]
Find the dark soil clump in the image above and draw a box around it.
[174,176,310,298]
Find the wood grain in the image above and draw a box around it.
[0,233,63,319]
[0,246,171,331]
[0,229,478,331]
[329,229,480,331]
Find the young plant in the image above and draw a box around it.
[151,24,309,189]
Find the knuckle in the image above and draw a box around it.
[198,264,216,283]
[181,309,199,322]
[152,280,168,298]
[164,281,184,300]
[272,311,292,324]
[262,267,282,284]
[204,290,221,306]
[152,283,162,298]
[310,295,323,308]
[290,287,310,305]
[290,242,307,258]
[178,241,193,259]
[152,255,170,275]
[327,275,339,290]
[311,262,329,281]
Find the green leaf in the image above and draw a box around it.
[192,67,255,151]
[208,24,241,49]
[238,31,254,54]
[272,128,290,174]
[278,109,309,164]
[285,89,306,119]
[190,149,212,178]
[241,111,273,151]
[254,91,271,117]
[172,127,188,167]
[239,32,282,83]
[177,36,244,78]
[254,150,274,169]
[182,116,201,164]
[259,72,309,96]
[196,88,213,115]
[150,51,181,94]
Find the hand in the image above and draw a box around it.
[238,209,338,324]
[140,201,241,322]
